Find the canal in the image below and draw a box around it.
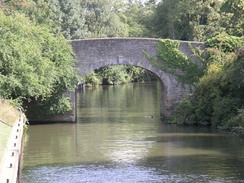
[20,82,244,182]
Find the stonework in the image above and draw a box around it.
[71,38,204,119]
[38,38,204,122]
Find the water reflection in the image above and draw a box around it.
[21,83,244,183]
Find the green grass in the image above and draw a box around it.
[0,99,20,164]
[0,123,12,164]
[0,99,20,126]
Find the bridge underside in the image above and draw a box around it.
[78,62,193,120]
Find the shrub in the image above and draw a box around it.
[170,35,244,135]
[205,33,243,53]
[0,12,78,117]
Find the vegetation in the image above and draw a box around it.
[144,34,243,135]
[0,122,12,164]
[0,98,20,126]
[0,0,243,135]
[0,98,20,163]
[144,39,204,84]
[146,0,243,41]
[83,65,156,86]
[170,34,244,135]
[0,2,78,118]
[132,0,243,135]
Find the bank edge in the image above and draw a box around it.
[0,112,25,183]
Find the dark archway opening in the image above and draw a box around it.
[77,64,168,120]
[81,65,158,87]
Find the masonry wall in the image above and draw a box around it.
[71,38,204,119]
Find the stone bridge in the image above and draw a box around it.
[42,38,204,122]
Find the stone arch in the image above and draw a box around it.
[77,61,190,119]
[71,38,203,119]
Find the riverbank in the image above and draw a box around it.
[0,99,25,183]
[0,100,20,162]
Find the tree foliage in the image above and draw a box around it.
[205,32,243,53]
[46,0,86,39]
[147,0,243,41]
[82,0,128,38]
[1,0,87,39]
[1,0,51,25]
[0,12,78,116]
[221,0,244,36]
[82,65,156,86]
[1,0,243,131]
[118,0,154,37]
[170,35,244,135]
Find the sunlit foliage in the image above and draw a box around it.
[0,12,78,116]
[170,35,244,135]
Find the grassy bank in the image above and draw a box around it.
[0,99,20,164]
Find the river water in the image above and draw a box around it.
[20,82,244,183]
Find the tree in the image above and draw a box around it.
[118,0,154,37]
[170,34,244,135]
[47,0,86,39]
[82,0,128,38]
[220,0,244,36]
[5,0,87,39]
[0,12,78,116]
[147,0,225,41]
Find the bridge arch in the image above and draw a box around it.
[71,38,203,119]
